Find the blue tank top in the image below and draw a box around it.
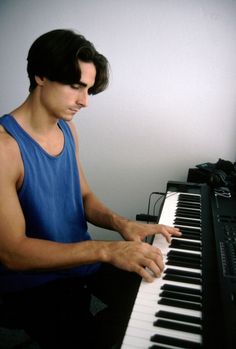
[0,114,100,294]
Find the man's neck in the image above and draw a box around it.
[11,93,59,136]
[11,94,65,156]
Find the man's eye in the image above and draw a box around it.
[71,84,81,89]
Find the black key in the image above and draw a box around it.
[167,252,201,268]
[166,259,201,269]
[174,218,200,227]
[175,225,201,235]
[180,233,201,241]
[148,345,169,349]
[161,284,202,295]
[155,310,202,324]
[179,194,200,202]
[175,231,201,240]
[177,212,201,220]
[154,318,201,334]
[178,227,201,235]
[177,202,201,209]
[167,253,201,268]
[175,209,201,219]
[166,258,200,269]
[168,250,201,260]
[176,203,200,209]
[163,273,201,285]
[165,268,201,279]
[159,290,202,303]
[158,297,202,311]
[170,239,201,251]
[167,250,201,264]
[150,333,201,348]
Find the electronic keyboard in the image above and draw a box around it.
[121,181,236,349]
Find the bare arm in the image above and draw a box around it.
[0,132,109,271]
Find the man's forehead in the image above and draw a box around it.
[78,61,96,84]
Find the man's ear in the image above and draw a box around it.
[35,75,45,87]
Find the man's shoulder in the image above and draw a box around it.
[0,124,17,146]
[0,126,21,164]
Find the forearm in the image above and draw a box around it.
[83,192,129,235]
[2,237,109,272]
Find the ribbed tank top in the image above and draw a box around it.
[0,114,100,294]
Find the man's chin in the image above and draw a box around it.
[60,113,76,122]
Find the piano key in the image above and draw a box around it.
[167,250,201,260]
[162,247,202,279]
[153,319,201,334]
[163,274,201,285]
[166,259,201,269]
[170,239,201,252]
[159,290,202,303]
[164,268,202,278]
[175,209,201,219]
[163,257,201,273]
[167,254,201,265]
[177,227,201,235]
[160,284,202,296]
[174,218,201,227]
[149,345,175,349]
[158,298,202,311]
[150,334,201,348]
[155,310,202,325]
[177,202,201,209]
[179,233,201,241]
[131,304,201,321]
[178,194,200,202]
[175,224,201,231]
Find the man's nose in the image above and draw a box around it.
[76,90,89,108]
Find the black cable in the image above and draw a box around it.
[152,195,165,221]
[146,191,165,223]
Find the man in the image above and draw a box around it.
[0,29,181,348]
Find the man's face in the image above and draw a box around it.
[36,60,96,121]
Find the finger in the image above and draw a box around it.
[140,253,164,281]
[162,226,182,242]
[170,227,182,236]
[151,246,163,259]
[160,229,172,243]
[148,257,164,275]
[137,264,161,283]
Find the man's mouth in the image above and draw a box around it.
[68,108,80,114]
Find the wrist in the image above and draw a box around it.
[99,241,118,263]
[111,213,130,235]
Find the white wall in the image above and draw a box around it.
[0,0,236,239]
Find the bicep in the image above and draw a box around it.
[0,151,26,262]
[0,184,25,240]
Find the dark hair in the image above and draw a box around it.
[27,29,109,94]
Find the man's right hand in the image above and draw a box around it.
[103,240,164,282]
